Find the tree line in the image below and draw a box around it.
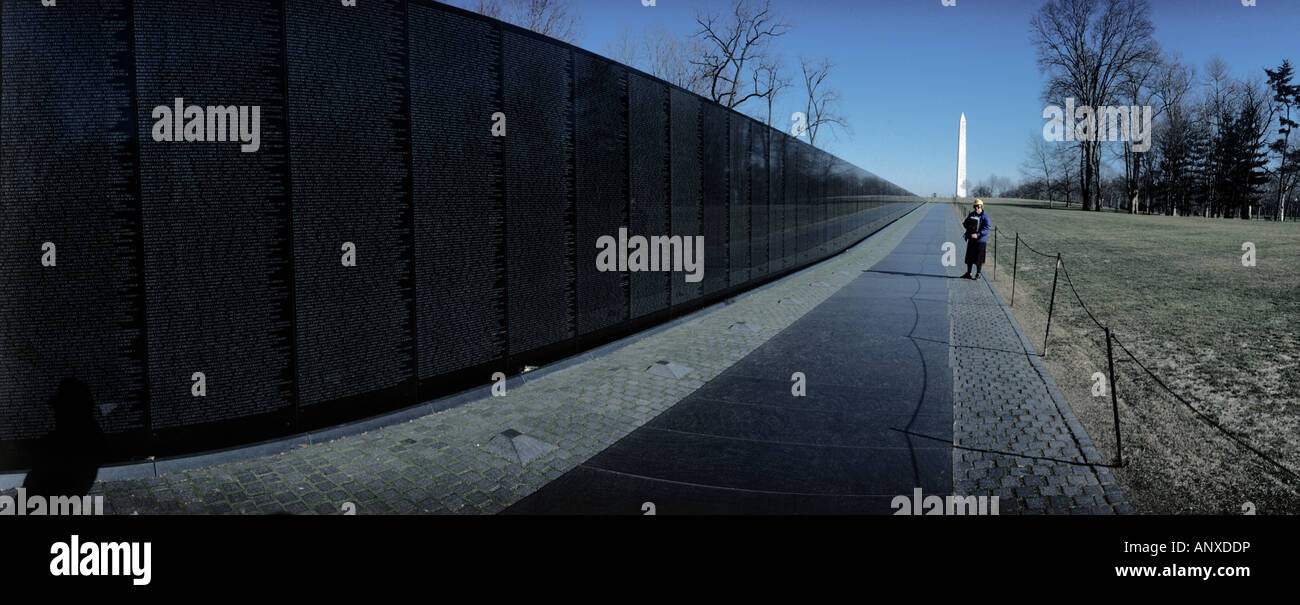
[1007,0,1298,221]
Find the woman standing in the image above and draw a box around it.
[961,199,990,279]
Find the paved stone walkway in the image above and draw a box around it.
[943,203,1130,514]
[508,204,956,514]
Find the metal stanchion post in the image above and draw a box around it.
[1011,233,1019,307]
[1044,253,1061,355]
[1106,327,1124,467]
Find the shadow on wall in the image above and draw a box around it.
[22,378,106,498]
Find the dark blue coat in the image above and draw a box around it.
[964,211,991,243]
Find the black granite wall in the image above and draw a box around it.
[0,0,915,468]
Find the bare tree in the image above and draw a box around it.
[644,26,708,93]
[983,174,1012,197]
[1197,56,1246,217]
[472,0,581,44]
[1051,140,1079,207]
[1154,52,1195,117]
[1148,53,1195,215]
[798,56,847,147]
[692,0,791,110]
[603,27,640,66]
[1114,48,1165,214]
[1022,134,1056,207]
[602,25,708,94]
[754,55,791,127]
[1203,56,1240,121]
[1031,0,1157,211]
[472,0,503,19]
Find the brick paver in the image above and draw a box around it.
[944,204,1130,514]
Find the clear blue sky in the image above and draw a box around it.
[458,0,1300,196]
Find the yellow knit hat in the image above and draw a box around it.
[973,199,984,206]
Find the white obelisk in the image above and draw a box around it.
[955,113,968,199]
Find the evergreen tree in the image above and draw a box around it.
[1265,60,1300,221]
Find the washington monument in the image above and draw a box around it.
[955,113,967,198]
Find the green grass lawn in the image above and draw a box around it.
[955,197,1300,513]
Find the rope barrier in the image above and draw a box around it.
[1056,258,1107,332]
[1007,231,1300,485]
[1015,235,1059,259]
[1110,333,1300,483]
